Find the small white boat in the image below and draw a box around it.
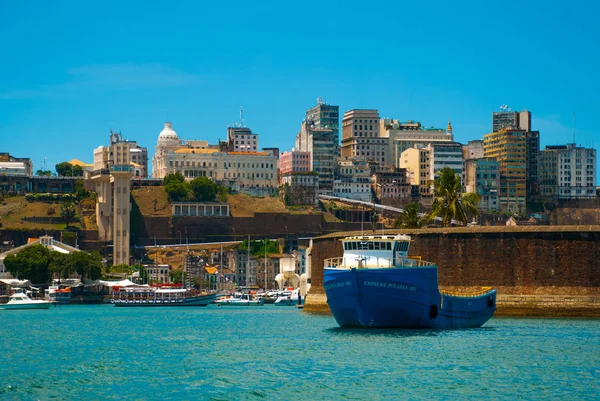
[274,289,303,306]
[214,293,264,306]
[0,293,53,310]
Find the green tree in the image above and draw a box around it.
[48,251,74,279]
[394,202,425,229]
[36,169,52,177]
[56,162,83,177]
[163,172,191,201]
[3,244,51,283]
[74,179,93,200]
[428,167,481,227]
[170,269,186,284]
[190,176,218,202]
[72,251,103,280]
[60,202,77,228]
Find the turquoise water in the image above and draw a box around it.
[1,305,598,401]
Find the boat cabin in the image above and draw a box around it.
[326,234,434,269]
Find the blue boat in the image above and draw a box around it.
[323,234,496,329]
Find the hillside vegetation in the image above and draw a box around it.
[0,196,82,230]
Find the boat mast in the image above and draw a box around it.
[264,238,267,291]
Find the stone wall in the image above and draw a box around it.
[304,226,600,316]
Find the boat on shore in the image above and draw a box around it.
[0,292,53,310]
[112,287,218,307]
[45,285,72,304]
[214,293,264,306]
[324,234,496,329]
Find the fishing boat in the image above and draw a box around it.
[324,234,496,329]
[214,293,264,306]
[0,292,53,310]
[112,287,218,307]
[45,285,72,304]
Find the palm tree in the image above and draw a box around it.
[60,202,77,228]
[394,202,424,229]
[428,167,481,227]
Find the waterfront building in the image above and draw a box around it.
[306,98,339,150]
[333,158,372,202]
[110,131,149,178]
[295,122,336,194]
[483,128,527,214]
[380,119,453,167]
[144,264,171,284]
[341,109,387,167]
[0,153,33,177]
[464,158,500,211]
[539,144,596,199]
[91,135,134,266]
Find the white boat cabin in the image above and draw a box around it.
[325,234,435,269]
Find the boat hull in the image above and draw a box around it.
[324,267,496,329]
[0,302,53,310]
[214,300,264,306]
[113,293,218,307]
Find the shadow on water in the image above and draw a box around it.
[325,325,497,338]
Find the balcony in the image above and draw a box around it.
[110,165,134,173]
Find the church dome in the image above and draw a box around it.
[157,122,181,146]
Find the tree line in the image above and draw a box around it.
[3,245,103,284]
[163,172,228,202]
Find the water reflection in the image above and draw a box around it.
[326,325,496,338]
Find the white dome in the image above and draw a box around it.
[157,122,181,146]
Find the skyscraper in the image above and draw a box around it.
[492,108,531,132]
[305,98,339,150]
[341,109,387,166]
[483,128,527,214]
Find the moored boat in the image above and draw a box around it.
[112,287,218,307]
[274,289,303,306]
[0,292,53,310]
[324,234,496,329]
[214,293,264,306]
[45,285,72,304]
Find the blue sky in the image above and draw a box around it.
[1,0,599,178]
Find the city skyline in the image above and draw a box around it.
[1,0,598,178]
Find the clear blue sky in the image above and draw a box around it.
[1,0,599,178]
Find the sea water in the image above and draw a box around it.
[0,305,598,401]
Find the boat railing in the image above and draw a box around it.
[324,257,435,269]
[440,287,494,298]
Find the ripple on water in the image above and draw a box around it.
[0,306,598,400]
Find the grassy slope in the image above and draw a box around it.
[0,196,82,230]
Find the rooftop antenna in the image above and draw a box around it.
[240,106,244,127]
[573,111,576,144]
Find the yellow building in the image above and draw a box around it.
[483,128,527,213]
[400,146,431,197]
